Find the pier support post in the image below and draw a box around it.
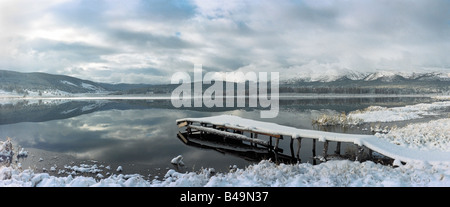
[335,142,341,155]
[296,138,302,159]
[312,139,317,165]
[323,141,329,160]
[356,146,364,162]
[274,136,281,151]
[290,138,295,158]
[312,139,316,156]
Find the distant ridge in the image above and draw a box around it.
[284,70,450,83]
[0,70,152,95]
[0,69,449,96]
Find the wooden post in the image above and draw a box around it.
[323,141,329,160]
[312,139,317,165]
[290,138,295,158]
[296,138,302,158]
[312,139,316,156]
[356,146,364,161]
[274,135,281,151]
[254,133,258,147]
[335,142,341,155]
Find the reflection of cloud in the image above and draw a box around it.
[101,125,164,141]
[2,107,189,163]
[79,123,110,131]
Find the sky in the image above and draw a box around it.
[0,0,449,84]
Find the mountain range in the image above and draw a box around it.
[284,70,450,83]
[0,70,151,95]
[0,69,449,96]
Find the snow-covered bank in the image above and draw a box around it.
[314,101,450,125]
[375,118,450,152]
[1,159,449,187]
[349,101,450,123]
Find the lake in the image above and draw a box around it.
[0,96,433,179]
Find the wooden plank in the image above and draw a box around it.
[178,121,188,128]
[188,125,269,147]
[214,125,282,139]
[177,131,188,144]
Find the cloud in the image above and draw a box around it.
[0,0,449,84]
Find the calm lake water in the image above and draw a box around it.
[0,96,433,178]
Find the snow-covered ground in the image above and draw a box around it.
[314,101,450,125]
[348,101,450,123]
[375,118,450,152]
[1,159,449,187]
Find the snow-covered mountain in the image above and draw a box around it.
[285,70,450,83]
[0,70,152,95]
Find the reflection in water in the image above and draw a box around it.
[177,132,296,164]
[0,97,426,174]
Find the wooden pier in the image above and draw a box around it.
[177,118,358,162]
[177,115,450,164]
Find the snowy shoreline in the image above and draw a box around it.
[1,158,449,187]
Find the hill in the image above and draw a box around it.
[0,70,152,95]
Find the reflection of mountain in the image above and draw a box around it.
[0,96,433,125]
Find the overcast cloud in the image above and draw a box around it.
[0,0,449,84]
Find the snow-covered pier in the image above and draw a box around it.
[177,115,450,164]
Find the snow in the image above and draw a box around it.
[81,102,105,112]
[81,82,104,92]
[17,148,28,158]
[171,155,185,165]
[60,80,78,87]
[1,159,449,187]
[375,118,450,152]
[61,108,78,115]
[284,69,450,83]
[348,101,450,123]
[64,164,103,174]
[0,138,13,158]
[363,71,399,81]
[314,101,450,125]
